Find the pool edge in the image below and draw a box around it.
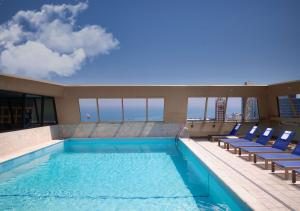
[179,138,257,210]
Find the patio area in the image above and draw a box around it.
[183,138,300,210]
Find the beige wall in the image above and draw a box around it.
[264,81,300,140]
[0,125,60,159]
[1,74,300,139]
[0,74,63,97]
[60,122,182,138]
[58,85,268,124]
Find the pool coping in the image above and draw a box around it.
[181,138,300,211]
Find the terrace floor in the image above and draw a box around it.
[183,138,300,211]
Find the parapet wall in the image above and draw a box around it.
[0,125,60,160]
[59,122,183,138]
[0,123,183,162]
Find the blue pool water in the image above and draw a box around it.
[0,138,250,210]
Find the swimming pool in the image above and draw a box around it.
[0,138,250,210]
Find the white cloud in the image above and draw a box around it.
[0,2,119,78]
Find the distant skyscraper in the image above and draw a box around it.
[215,97,226,121]
[245,97,258,120]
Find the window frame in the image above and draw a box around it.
[98,98,123,122]
[244,97,260,122]
[277,95,300,118]
[123,98,147,122]
[186,97,207,121]
[78,98,99,123]
[207,97,227,122]
[0,90,58,133]
[81,97,165,123]
[225,97,243,122]
[147,98,165,122]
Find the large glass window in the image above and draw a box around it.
[206,97,217,121]
[0,90,58,132]
[206,97,226,121]
[244,97,259,121]
[98,99,122,122]
[148,98,164,121]
[225,97,242,121]
[24,94,42,127]
[123,98,146,121]
[278,95,300,118]
[79,99,98,122]
[187,97,206,120]
[43,97,57,124]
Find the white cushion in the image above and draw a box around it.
[234,124,241,130]
[226,136,239,139]
[281,131,292,140]
[263,128,272,136]
[249,126,258,134]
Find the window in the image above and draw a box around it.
[187,97,206,120]
[98,99,122,121]
[148,98,164,121]
[43,97,57,124]
[295,94,300,116]
[278,95,300,118]
[206,97,217,121]
[123,98,146,121]
[244,97,259,121]
[226,97,242,122]
[0,90,58,132]
[206,97,226,121]
[24,94,42,126]
[79,99,98,122]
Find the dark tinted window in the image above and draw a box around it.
[0,90,58,132]
[43,97,57,124]
[278,95,300,118]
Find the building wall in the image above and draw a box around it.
[0,125,60,159]
[1,74,300,139]
[59,122,183,138]
[0,74,63,97]
[264,81,300,140]
[57,85,268,124]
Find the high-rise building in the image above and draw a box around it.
[215,97,226,121]
[245,97,259,120]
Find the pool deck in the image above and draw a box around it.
[182,138,300,211]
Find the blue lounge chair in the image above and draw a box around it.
[218,125,258,148]
[228,123,242,136]
[238,130,295,161]
[255,143,300,169]
[212,123,242,142]
[271,160,300,179]
[292,168,300,183]
[227,128,273,153]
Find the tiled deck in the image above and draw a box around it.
[182,138,300,211]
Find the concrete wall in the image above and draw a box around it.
[57,85,268,124]
[264,81,300,140]
[1,74,300,139]
[187,121,255,137]
[0,125,60,158]
[0,122,183,161]
[60,123,183,138]
[0,74,63,97]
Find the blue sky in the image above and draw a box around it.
[0,0,299,84]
